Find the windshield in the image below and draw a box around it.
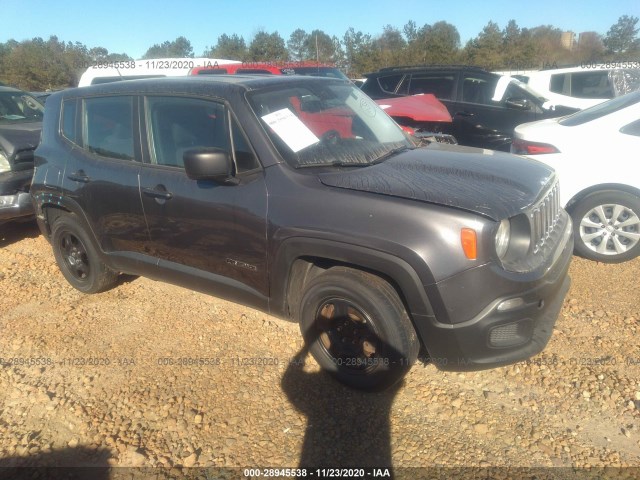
[282,67,350,81]
[0,91,44,124]
[559,90,640,126]
[248,82,412,168]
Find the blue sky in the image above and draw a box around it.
[2,0,638,59]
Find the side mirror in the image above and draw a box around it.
[504,97,531,110]
[183,148,232,183]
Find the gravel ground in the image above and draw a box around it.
[0,221,639,478]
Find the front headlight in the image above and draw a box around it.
[495,219,511,259]
[0,150,10,174]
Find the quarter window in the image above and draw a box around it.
[377,74,404,94]
[61,99,78,143]
[83,96,135,160]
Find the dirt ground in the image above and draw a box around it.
[0,221,639,479]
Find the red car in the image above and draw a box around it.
[191,62,456,143]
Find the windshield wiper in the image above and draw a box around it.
[295,160,373,169]
[371,145,413,165]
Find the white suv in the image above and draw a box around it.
[521,66,640,109]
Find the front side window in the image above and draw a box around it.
[145,97,260,173]
[83,96,134,160]
[248,82,411,168]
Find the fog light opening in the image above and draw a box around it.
[497,297,525,312]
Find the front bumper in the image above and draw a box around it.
[414,216,573,371]
[0,191,34,222]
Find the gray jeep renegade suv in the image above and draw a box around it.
[31,75,573,390]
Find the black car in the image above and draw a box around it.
[32,75,573,389]
[361,65,578,151]
[0,86,43,225]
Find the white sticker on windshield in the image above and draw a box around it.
[261,108,319,153]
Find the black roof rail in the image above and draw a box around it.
[376,64,487,72]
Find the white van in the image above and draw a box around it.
[78,58,241,87]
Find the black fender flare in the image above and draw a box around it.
[269,236,436,321]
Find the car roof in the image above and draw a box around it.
[0,86,25,93]
[365,65,490,77]
[55,74,350,100]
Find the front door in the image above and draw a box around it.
[138,95,268,308]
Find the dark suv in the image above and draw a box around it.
[0,86,43,224]
[361,66,578,151]
[32,76,573,390]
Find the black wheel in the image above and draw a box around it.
[51,214,119,293]
[570,191,640,263]
[299,267,419,390]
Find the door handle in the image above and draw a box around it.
[454,111,475,117]
[67,170,91,183]
[142,187,173,200]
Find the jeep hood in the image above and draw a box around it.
[0,122,41,170]
[318,144,555,221]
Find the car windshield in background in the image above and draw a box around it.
[559,90,640,126]
[0,92,44,124]
[282,66,350,81]
[248,83,412,168]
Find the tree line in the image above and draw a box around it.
[1,15,638,91]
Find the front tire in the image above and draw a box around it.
[299,267,420,390]
[570,191,640,263]
[51,214,119,293]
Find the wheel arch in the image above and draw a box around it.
[565,183,640,213]
[270,237,437,328]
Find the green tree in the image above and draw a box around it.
[421,21,461,64]
[603,15,639,55]
[204,34,247,60]
[463,21,504,69]
[342,27,377,76]
[287,29,308,61]
[501,20,537,70]
[1,36,73,90]
[142,36,194,59]
[373,25,407,67]
[248,31,288,61]
[303,30,340,63]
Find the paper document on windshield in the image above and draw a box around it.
[262,108,319,152]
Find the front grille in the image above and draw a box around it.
[530,182,561,254]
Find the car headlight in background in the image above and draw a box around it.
[495,219,511,259]
[0,150,11,174]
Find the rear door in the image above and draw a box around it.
[138,95,269,308]
[61,95,149,267]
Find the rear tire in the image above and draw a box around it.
[299,266,420,391]
[51,214,119,293]
[570,191,640,263]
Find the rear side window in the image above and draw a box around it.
[407,74,455,99]
[83,96,135,160]
[570,71,613,99]
[61,99,78,143]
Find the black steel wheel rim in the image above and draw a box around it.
[59,232,90,280]
[314,297,382,373]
